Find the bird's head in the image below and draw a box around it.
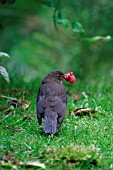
[43,70,76,84]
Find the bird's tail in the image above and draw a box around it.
[44,111,57,135]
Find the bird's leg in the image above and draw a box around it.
[57,116,64,129]
[37,113,43,125]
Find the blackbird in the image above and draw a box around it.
[36,70,75,135]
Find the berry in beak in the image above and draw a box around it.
[63,72,76,84]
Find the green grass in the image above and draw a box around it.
[0,69,113,169]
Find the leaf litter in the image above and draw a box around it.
[0,94,30,115]
[38,144,101,169]
[0,151,45,169]
[69,108,95,116]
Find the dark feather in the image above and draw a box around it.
[36,71,67,135]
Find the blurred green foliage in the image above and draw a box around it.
[0,0,113,82]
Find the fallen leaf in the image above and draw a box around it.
[22,103,30,110]
[0,161,17,169]
[20,160,46,169]
[69,108,95,116]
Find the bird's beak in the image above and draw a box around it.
[60,75,65,80]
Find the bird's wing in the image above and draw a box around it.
[50,90,66,129]
[51,94,66,114]
[37,82,66,108]
[36,86,47,125]
[36,82,66,125]
[37,94,46,113]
